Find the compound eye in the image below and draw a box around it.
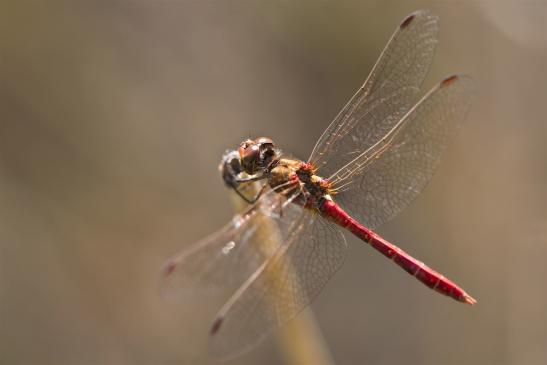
[255,137,274,146]
[240,139,254,149]
[239,139,255,158]
[239,144,260,174]
[242,144,260,161]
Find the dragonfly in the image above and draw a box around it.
[161,10,476,359]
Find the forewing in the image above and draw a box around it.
[160,189,300,300]
[331,75,474,230]
[208,212,347,359]
[309,10,439,177]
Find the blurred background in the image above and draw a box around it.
[0,1,545,364]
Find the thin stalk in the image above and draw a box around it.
[227,188,334,365]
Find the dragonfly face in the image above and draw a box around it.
[238,137,278,175]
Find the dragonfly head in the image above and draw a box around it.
[239,137,278,175]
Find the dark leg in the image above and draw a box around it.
[231,181,268,205]
[234,174,266,184]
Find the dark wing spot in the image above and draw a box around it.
[163,262,176,276]
[400,14,415,29]
[210,317,223,336]
[441,75,459,88]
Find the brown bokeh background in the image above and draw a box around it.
[0,1,545,365]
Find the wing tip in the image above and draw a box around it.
[440,74,474,89]
[440,74,460,88]
[400,13,416,29]
[162,260,177,277]
[210,316,224,336]
[160,260,179,291]
[400,10,439,30]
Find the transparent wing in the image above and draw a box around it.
[160,187,302,300]
[309,10,439,177]
[208,211,347,360]
[330,75,474,230]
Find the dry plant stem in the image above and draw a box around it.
[227,190,334,365]
[276,308,335,365]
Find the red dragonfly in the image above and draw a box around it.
[162,10,476,359]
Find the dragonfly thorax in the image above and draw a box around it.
[268,159,332,207]
[237,136,333,203]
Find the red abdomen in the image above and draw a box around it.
[319,198,476,305]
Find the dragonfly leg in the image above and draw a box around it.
[235,173,266,184]
[234,182,268,205]
[232,186,257,204]
[277,195,284,217]
[223,172,269,204]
